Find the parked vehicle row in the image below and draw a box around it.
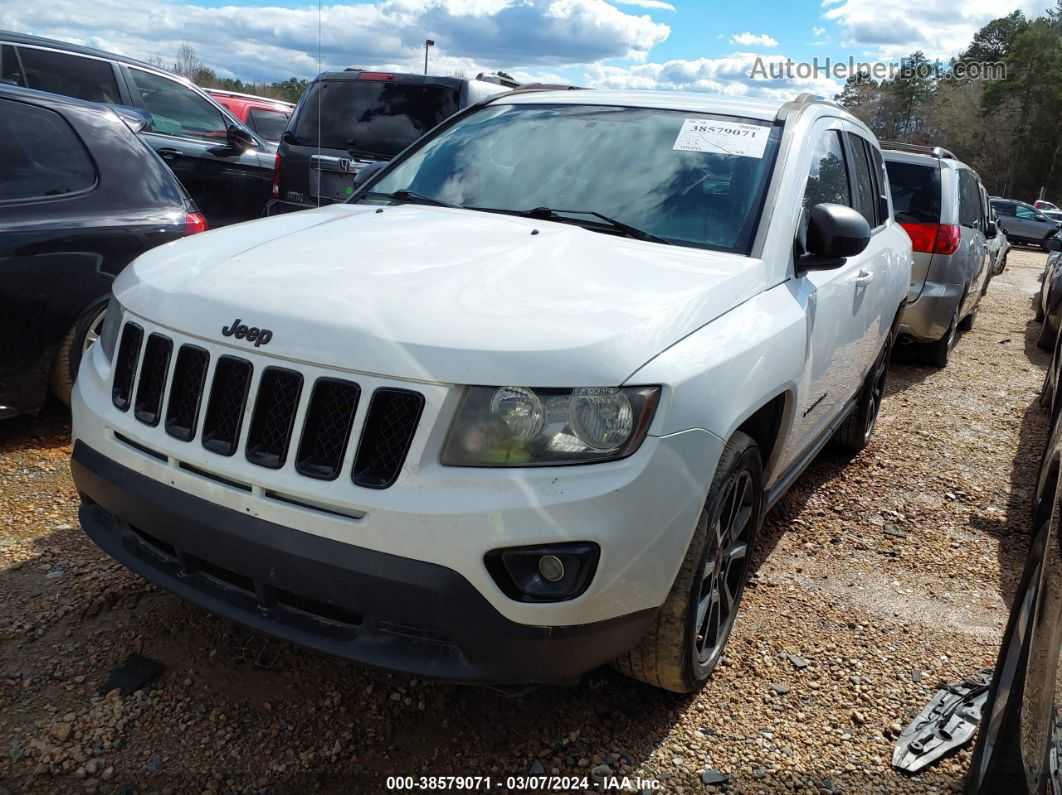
[0,31,274,228]
[0,84,206,419]
[992,196,1062,248]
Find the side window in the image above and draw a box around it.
[957,170,981,229]
[993,203,1016,217]
[1015,205,1039,219]
[247,108,289,141]
[18,47,120,104]
[1,45,25,86]
[846,132,877,227]
[0,98,96,202]
[130,69,227,142]
[804,130,851,213]
[867,143,888,224]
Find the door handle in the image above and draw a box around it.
[855,269,874,284]
[157,148,182,161]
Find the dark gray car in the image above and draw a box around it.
[884,143,994,367]
[991,198,1062,248]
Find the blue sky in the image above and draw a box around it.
[1,0,1051,98]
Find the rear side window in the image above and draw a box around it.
[130,69,228,142]
[248,107,289,141]
[992,202,1016,217]
[885,160,941,223]
[18,47,120,104]
[846,133,877,227]
[1,44,24,86]
[0,98,96,202]
[290,80,460,157]
[957,170,982,229]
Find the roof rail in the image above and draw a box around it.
[880,140,956,160]
[774,92,844,122]
[475,72,521,88]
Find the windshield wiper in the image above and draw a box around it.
[369,190,460,209]
[502,207,671,245]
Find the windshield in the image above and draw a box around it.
[885,160,941,224]
[358,103,781,253]
[289,80,459,157]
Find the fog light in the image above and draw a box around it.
[538,554,565,582]
[485,542,599,602]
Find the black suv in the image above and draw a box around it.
[266,71,509,214]
[1,84,204,419]
[0,31,273,227]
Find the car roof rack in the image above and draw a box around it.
[774,92,844,122]
[880,140,956,160]
[475,72,521,88]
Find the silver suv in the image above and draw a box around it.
[883,144,993,367]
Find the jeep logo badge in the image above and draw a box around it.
[221,318,272,347]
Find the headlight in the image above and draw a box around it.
[98,296,124,361]
[442,385,660,466]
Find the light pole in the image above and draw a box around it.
[424,39,435,75]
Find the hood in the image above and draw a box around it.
[116,204,765,387]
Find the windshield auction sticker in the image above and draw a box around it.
[673,119,770,158]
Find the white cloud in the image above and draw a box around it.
[584,53,840,100]
[1,0,670,82]
[822,0,1045,59]
[812,26,827,37]
[729,32,779,48]
[613,0,677,10]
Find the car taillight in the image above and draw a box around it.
[357,72,394,80]
[185,212,208,235]
[271,154,282,198]
[899,222,960,255]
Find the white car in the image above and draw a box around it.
[71,90,911,692]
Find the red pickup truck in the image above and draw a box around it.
[204,89,294,144]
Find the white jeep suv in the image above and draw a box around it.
[71,90,911,692]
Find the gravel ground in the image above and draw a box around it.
[0,249,1051,794]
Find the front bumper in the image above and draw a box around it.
[898,281,964,343]
[72,441,656,685]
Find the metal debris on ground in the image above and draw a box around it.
[892,669,992,774]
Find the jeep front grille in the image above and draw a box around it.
[111,322,423,489]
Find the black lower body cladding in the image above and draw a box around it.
[70,441,654,685]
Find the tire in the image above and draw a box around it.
[964,519,1057,794]
[1038,316,1057,352]
[1037,293,1046,323]
[912,303,959,367]
[612,431,763,693]
[834,330,893,452]
[958,307,977,331]
[51,298,108,406]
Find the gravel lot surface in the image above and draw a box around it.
[0,248,1051,794]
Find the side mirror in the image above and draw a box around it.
[986,220,997,237]
[1047,237,1062,252]
[226,123,255,152]
[353,160,388,189]
[798,203,871,271]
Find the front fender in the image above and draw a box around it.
[626,281,805,447]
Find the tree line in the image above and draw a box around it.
[147,44,310,104]
[835,2,1062,201]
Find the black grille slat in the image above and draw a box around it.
[133,334,172,426]
[245,368,303,469]
[295,379,360,480]
[111,323,143,411]
[352,389,424,489]
[165,346,209,442]
[201,356,253,457]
